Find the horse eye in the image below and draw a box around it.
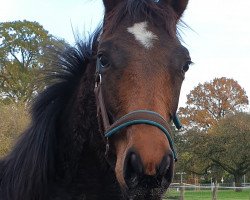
[99,55,110,68]
[182,61,192,72]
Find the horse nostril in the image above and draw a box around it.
[158,154,171,176]
[130,153,143,174]
[124,151,143,188]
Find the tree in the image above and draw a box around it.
[205,113,250,190]
[0,20,67,103]
[174,129,213,176]
[177,113,250,190]
[179,77,249,130]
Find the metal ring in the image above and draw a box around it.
[95,74,102,88]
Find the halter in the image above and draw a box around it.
[94,57,181,162]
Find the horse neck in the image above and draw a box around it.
[70,61,105,145]
[0,62,108,200]
[50,62,119,198]
[57,61,109,170]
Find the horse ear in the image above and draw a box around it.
[166,0,189,18]
[103,0,123,13]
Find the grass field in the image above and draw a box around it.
[164,189,250,200]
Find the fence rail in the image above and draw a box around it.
[164,183,250,200]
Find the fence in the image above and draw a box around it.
[164,183,250,200]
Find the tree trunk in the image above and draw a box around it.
[234,175,242,192]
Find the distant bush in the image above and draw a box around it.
[0,103,30,157]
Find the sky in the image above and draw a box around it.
[1,0,250,109]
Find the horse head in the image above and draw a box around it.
[96,0,191,198]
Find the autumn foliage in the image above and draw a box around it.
[179,77,249,130]
[175,77,249,186]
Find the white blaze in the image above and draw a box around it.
[127,21,158,49]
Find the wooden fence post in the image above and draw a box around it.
[212,181,218,200]
[179,183,184,200]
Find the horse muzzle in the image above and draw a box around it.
[123,148,174,190]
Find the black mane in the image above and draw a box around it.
[0,29,104,200]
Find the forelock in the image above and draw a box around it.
[104,0,179,38]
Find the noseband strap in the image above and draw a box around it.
[105,110,178,161]
[94,58,181,162]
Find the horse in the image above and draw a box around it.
[0,0,191,199]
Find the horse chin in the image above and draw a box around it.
[122,180,171,200]
[120,170,173,200]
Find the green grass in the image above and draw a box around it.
[164,189,250,200]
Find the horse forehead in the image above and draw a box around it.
[127,21,158,49]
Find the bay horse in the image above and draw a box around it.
[0,0,191,199]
